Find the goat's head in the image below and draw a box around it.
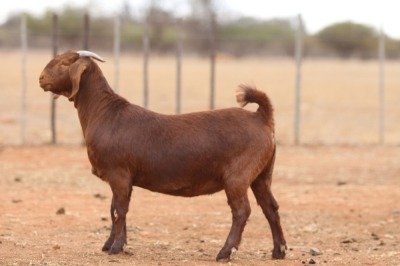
[39,50,105,101]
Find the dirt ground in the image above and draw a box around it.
[0,144,399,266]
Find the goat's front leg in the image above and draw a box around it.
[107,176,132,255]
[102,197,116,251]
[216,191,251,261]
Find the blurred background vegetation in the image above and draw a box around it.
[1,0,400,59]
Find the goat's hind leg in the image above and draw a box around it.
[102,197,116,251]
[251,169,286,259]
[216,186,251,261]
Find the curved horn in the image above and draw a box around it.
[76,50,106,62]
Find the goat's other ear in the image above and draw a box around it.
[68,60,89,101]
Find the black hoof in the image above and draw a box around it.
[108,243,124,255]
[272,244,287,259]
[216,247,237,262]
[102,239,113,252]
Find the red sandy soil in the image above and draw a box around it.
[0,145,399,265]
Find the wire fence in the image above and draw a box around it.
[1,13,399,146]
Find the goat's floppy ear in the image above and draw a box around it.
[68,60,89,101]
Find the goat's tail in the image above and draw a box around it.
[236,84,274,128]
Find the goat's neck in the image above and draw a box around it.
[74,67,116,134]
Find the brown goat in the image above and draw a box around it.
[39,50,286,261]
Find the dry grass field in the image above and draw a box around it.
[1,50,400,145]
[0,50,400,265]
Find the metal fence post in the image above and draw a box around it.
[20,13,27,144]
[83,13,89,50]
[176,18,183,114]
[114,14,121,93]
[143,19,150,109]
[50,13,58,144]
[209,12,217,110]
[379,26,385,144]
[294,14,303,145]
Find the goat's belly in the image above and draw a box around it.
[136,179,224,197]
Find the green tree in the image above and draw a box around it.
[316,21,377,58]
[218,17,295,56]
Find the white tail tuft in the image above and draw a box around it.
[235,87,247,107]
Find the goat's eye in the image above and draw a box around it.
[61,61,69,66]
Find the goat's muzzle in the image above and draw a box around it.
[39,75,56,99]
[39,74,46,88]
[39,73,51,91]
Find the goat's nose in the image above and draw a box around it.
[39,75,44,80]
